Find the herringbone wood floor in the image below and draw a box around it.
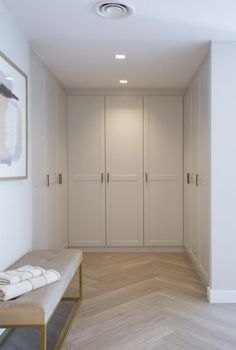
[63,253,236,350]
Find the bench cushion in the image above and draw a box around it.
[0,249,82,326]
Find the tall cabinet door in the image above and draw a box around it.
[31,56,46,249]
[144,96,183,246]
[44,75,58,249]
[56,86,68,249]
[191,77,200,261]
[106,96,144,246]
[183,58,210,284]
[68,96,105,246]
[198,60,210,279]
[184,88,193,253]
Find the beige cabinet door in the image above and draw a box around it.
[144,96,183,246]
[184,88,193,253]
[106,96,144,246]
[191,77,200,261]
[68,96,106,246]
[198,60,210,280]
[31,56,46,249]
[185,59,210,283]
[56,86,68,249]
[44,75,58,249]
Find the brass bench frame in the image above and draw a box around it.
[0,264,82,350]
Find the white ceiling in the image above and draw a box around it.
[2,0,236,89]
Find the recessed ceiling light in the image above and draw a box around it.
[95,2,135,19]
[115,54,126,60]
[6,76,13,81]
[120,80,128,84]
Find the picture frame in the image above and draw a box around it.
[0,50,28,180]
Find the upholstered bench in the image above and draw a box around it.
[0,249,83,350]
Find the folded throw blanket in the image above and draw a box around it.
[0,265,46,285]
[0,269,61,301]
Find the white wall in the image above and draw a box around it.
[0,2,32,271]
[209,42,236,302]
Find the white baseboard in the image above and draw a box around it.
[69,246,185,253]
[207,287,236,303]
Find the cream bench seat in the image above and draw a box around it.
[0,249,83,350]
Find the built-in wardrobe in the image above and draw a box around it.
[68,94,183,248]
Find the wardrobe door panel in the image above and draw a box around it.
[31,58,46,249]
[106,96,143,246]
[191,77,200,261]
[184,88,193,253]
[56,87,67,249]
[184,58,210,285]
[144,96,183,246]
[44,75,58,249]
[198,60,210,279]
[68,96,105,246]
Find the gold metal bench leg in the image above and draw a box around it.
[40,325,47,350]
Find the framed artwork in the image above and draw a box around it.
[0,51,28,180]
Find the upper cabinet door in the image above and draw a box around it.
[106,96,144,246]
[144,96,183,246]
[68,96,106,246]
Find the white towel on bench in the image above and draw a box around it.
[0,269,61,301]
[0,265,46,285]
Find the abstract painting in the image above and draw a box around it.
[0,51,27,180]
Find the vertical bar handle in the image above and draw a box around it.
[196,174,199,187]
[58,173,63,185]
[145,173,148,183]
[101,173,104,183]
[107,173,110,183]
[46,174,50,187]
[187,173,191,184]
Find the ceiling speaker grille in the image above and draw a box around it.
[95,2,135,19]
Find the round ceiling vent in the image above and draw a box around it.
[95,1,135,19]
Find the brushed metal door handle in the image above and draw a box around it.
[46,174,50,187]
[107,173,110,183]
[58,173,63,185]
[145,173,148,183]
[187,173,191,184]
[101,173,104,183]
[196,174,199,187]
